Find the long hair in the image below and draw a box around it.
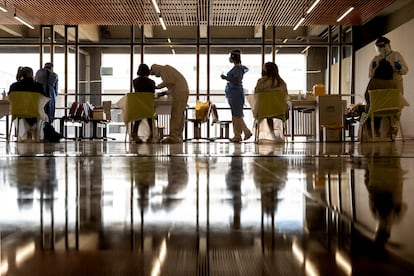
[264,62,286,88]
[16,66,24,81]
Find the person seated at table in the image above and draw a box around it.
[132,63,156,143]
[364,59,399,137]
[8,66,48,139]
[254,62,288,133]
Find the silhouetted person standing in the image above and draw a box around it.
[35,63,58,123]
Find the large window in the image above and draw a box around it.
[0,24,353,138]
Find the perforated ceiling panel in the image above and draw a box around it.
[0,0,399,27]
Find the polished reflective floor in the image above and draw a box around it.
[1,139,414,275]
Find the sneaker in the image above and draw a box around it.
[243,131,253,141]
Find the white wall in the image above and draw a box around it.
[355,18,414,138]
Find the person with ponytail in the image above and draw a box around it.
[220,49,252,143]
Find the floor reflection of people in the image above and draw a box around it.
[11,156,57,210]
[225,157,244,229]
[132,156,156,251]
[164,155,189,210]
[362,144,407,244]
[252,156,287,216]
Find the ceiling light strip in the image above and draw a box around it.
[293,17,305,30]
[306,0,320,14]
[159,16,166,30]
[151,0,160,13]
[14,14,34,29]
[337,7,354,22]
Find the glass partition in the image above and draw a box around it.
[0,22,355,140]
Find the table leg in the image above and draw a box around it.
[290,107,295,141]
[6,115,9,140]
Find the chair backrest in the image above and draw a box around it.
[194,100,212,122]
[252,92,287,121]
[117,92,155,124]
[9,91,49,120]
[368,89,401,117]
[102,101,112,121]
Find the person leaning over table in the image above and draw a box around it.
[150,64,189,144]
[254,62,289,136]
[220,49,252,143]
[131,63,156,143]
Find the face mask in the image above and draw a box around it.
[376,44,391,58]
[155,72,161,77]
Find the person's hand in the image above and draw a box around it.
[394,60,402,70]
[220,74,226,80]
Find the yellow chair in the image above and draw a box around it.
[116,92,156,142]
[249,92,288,143]
[368,89,404,142]
[8,91,50,141]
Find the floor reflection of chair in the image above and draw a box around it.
[250,92,288,143]
[117,93,156,142]
[368,89,405,142]
[8,91,50,141]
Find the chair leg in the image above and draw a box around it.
[397,117,404,142]
[399,122,404,142]
[9,118,15,141]
[254,119,260,143]
[283,121,288,142]
[371,117,376,142]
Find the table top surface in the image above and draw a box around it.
[288,99,317,107]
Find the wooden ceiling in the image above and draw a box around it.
[0,0,401,27]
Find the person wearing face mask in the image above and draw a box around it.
[150,64,189,144]
[369,37,408,94]
[220,49,252,143]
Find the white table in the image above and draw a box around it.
[288,99,317,141]
[155,96,172,114]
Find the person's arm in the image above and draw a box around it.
[156,80,166,89]
[55,75,59,96]
[156,69,175,89]
[369,56,379,78]
[394,52,408,75]
[8,84,14,95]
[254,78,264,93]
[225,67,242,85]
[364,78,374,105]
